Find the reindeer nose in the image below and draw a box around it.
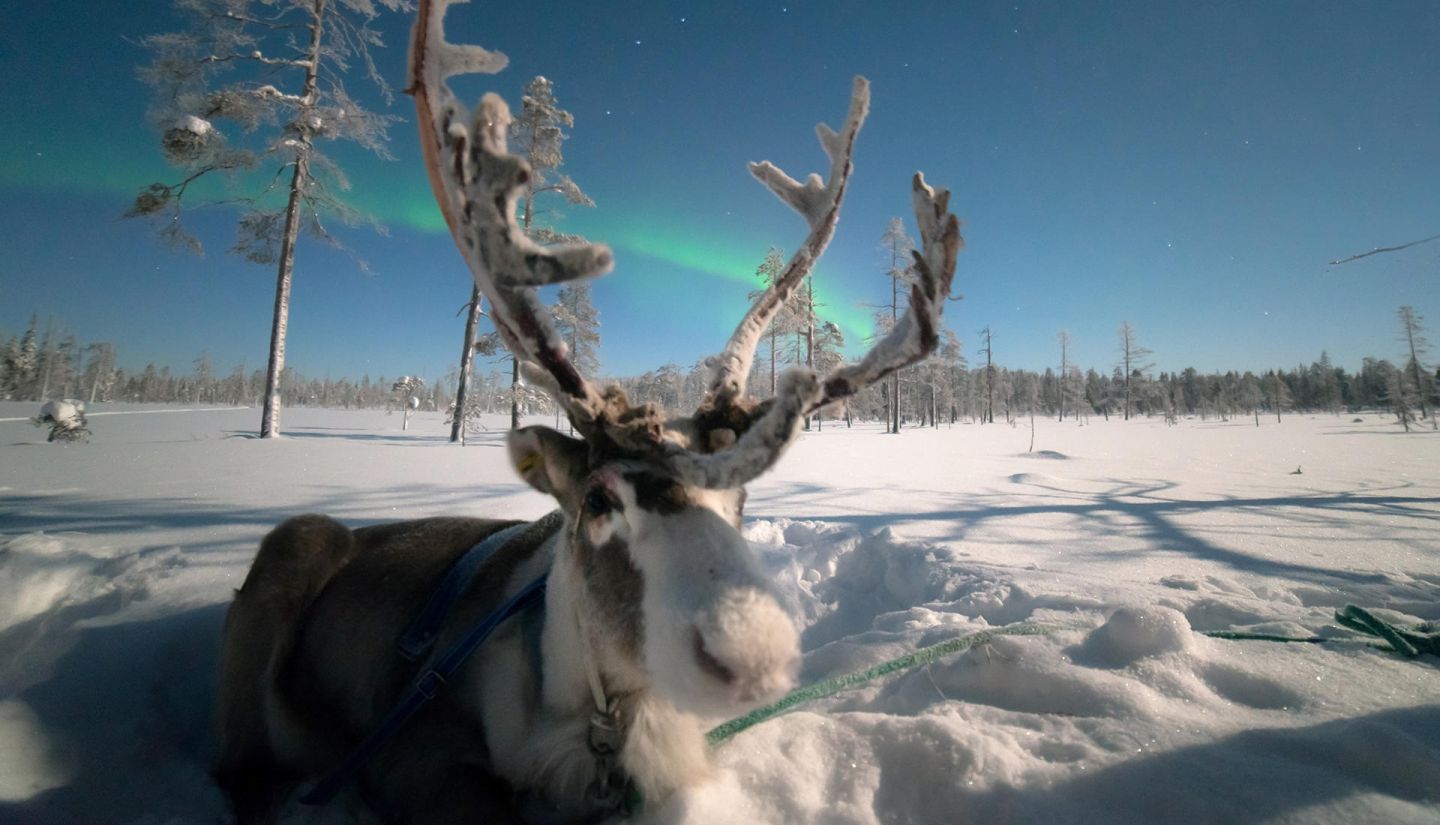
[691,589,800,704]
[692,628,738,686]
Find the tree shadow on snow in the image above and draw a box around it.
[1320,428,1440,437]
[250,428,454,445]
[0,480,531,551]
[218,425,510,448]
[765,477,1440,595]
[927,704,1440,825]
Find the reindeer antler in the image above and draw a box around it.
[668,174,961,491]
[408,0,616,437]
[410,0,962,488]
[706,77,870,404]
[812,173,962,412]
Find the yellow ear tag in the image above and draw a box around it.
[516,453,540,476]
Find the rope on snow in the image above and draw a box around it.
[707,605,1437,747]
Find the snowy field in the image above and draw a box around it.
[1,402,1438,824]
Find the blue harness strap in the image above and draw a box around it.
[301,522,547,807]
[397,522,529,661]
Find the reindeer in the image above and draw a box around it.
[211,1,961,822]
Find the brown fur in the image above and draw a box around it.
[214,513,562,823]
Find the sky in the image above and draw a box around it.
[2,0,1439,386]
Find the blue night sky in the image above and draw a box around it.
[2,1,1438,384]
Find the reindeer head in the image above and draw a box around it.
[409,0,961,718]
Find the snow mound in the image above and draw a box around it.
[1076,606,1193,667]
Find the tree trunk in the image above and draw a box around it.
[260,2,324,439]
[769,327,776,395]
[803,278,814,431]
[890,372,900,433]
[450,286,483,444]
[1405,320,1431,422]
[38,316,55,401]
[510,356,521,430]
[890,264,899,434]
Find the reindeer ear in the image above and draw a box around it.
[508,426,589,508]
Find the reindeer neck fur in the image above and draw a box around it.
[474,512,714,814]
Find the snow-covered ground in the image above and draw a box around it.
[1,403,1437,824]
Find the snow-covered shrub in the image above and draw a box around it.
[32,399,90,443]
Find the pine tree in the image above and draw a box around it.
[979,325,995,424]
[746,248,792,395]
[80,342,116,403]
[811,320,847,428]
[1117,321,1153,420]
[1264,370,1291,422]
[480,75,596,431]
[1397,305,1433,426]
[392,375,424,430]
[130,0,412,437]
[550,283,601,434]
[1057,329,1072,421]
[879,218,916,433]
[0,335,19,400]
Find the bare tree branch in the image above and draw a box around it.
[1330,234,1440,265]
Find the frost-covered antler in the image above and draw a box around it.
[706,77,870,404]
[672,91,961,490]
[813,173,961,411]
[408,0,615,435]
[409,0,960,488]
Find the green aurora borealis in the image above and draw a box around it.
[10,0,1439,381]
[0,115,876,354]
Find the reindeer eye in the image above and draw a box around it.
[583,488,613,517]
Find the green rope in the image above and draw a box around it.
[1202,605,1440,657]
[706,604,1437,748]
[1333,604,1440,658]
[706,622,1059,746]
[1201,631,1328,644]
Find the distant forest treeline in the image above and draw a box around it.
[3,313,1437,428]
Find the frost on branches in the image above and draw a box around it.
[128,0,413,438]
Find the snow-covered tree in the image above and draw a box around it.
[550,282,601,433]
[1057,329,1072,421]
[33,399,89,443]
[552,283,601,377]
[879,218,916,433]
[1263,370,1291,422]
[1084,368,1109,419]
[979,325,996,423]
[1397,305,1433,426]
[476,75,598,430]
[391,375,424,430]
[811,320,847,427]
[2,316,40,400]
[130,0,412,438]
[1384,367,1414,431]
[746,247,795,395]
[919,327,963,427]
[1311,351,1343,413]
[1117,321,1153,420]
